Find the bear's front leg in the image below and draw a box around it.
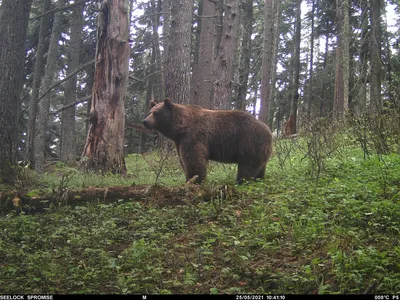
[179,143,208,184]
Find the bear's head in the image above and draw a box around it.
[142,98,174,135]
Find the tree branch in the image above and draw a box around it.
[37,59,95,103]
[129,69,164,83]
[30,0,87,20]
[194,13,217,18]
[49,95,91,116]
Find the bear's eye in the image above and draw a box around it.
[153,110,160,116]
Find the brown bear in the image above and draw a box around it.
[143,98,273,184]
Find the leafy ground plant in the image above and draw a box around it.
[1,140,400,294]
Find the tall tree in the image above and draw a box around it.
[369,0,382,114]
[268,0,281,129]
[307,0,316,119]
[237,0,253,111]
[150,0,164,100]
[333,0,350,119]
[191,0,216,107]
[60,0,85,164]
[81,0,130,174]
[320,21,330,117]
[164,0,193,104]
[211,0,241,109]
[162,0,171,89]
[355,0,369,114]
[25,0,52,166]
[290,0,302,134]
[259,0,274,123]
[34,0,65,174]
[0,0,33,180]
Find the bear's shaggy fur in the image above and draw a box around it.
[143,98,273,184]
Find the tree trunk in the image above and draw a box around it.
[369,0,382,114]
[81,0,130,174]
[213,0,224,62]
[0,0,33,181]
[34,0,65,174]
[307,0,315,120]
[333,0,349,119]
[355,0,368,115]
[85,63,96,138]
[164,0,193,104]
[60,0,85,165]
[25,0,52,166]
[259,0,274,123]
[191,0,216,107]
[140,47,157,154]
[211,0,240,109]
[162,0,170,91]
[236,0,253,111]
[320,28,329,117]
[150,0,164,100]
[268,0,281,129]
[290,0,301,134]
[193,0,203,68]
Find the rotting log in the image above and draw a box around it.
[0,184,235,214]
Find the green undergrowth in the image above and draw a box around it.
[1,139,400,294]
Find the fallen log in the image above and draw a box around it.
[0,184,235,214]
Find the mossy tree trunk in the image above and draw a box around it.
[34,0,65,174]
[236,0,253,111]
[0,0,33,182]
[369,0,382,114]
[25,0,52,166]
[60,0,86,165]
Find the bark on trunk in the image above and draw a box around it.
[81,0,130,175]
[0,0,33,181]
[211,0,240,109]
[259,0,274,123]
[191,0,216,107]
[34,0,65,174]
[333,0,349,119]
[164,0,193,104]
[236,0,253,111]
[290,0,301,134]
[307,0,315,119]
[150,0,164,100]
[355,0,368,115]
[60,0,85,165]
[162,0,171,89]
[25,0,52,166]
[268,0,281,129]
[369,0,382,114]
[320,28,329,117]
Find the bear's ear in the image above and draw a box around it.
[150,100,158,108]
[164,98,173,110]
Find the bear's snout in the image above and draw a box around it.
[142,119,149,128]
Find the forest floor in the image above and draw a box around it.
[1,138,400,294]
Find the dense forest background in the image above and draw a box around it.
[0,0,399,178]
[1,0,400,294]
